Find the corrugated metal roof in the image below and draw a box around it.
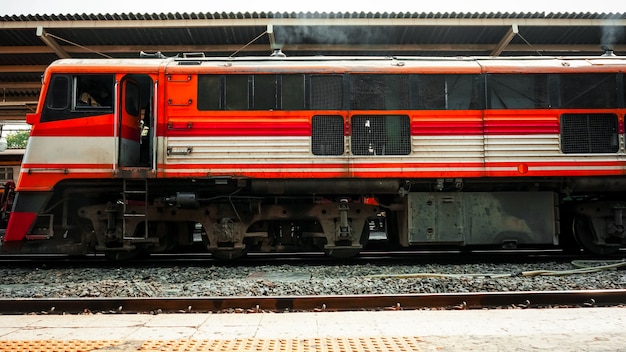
[2,10,625,21]
[0,10,625,119]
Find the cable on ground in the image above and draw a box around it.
[364,260,626,279]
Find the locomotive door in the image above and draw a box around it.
[118,74,155,170]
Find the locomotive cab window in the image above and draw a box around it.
[45,75,71,111]
[41,74,114,122]
[74,75,113,109]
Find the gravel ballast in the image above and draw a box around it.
[0,261,625,298]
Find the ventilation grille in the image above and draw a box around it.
[312,115,344,155]
[351,115,411,156]
[561,113,618,154]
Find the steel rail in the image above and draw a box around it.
[1,290,624,315]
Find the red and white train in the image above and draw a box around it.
[2,54,625,258]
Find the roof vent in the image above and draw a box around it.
[270,49,286,58]
[140,51,167,59]
[183,52,205,58]
[601,45,616,57]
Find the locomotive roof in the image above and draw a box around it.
[45,55,626,74]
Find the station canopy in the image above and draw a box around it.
[0,10,625,120]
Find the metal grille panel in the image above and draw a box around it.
[350,74,410,110]
[310,75,343,110]
[561,113,618,154]
[312,115,344,155]
[351,115,411,156]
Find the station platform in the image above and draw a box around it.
[1,307,625,351]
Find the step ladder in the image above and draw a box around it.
[122,179,148,240]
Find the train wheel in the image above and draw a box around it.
[573,216,620,256]
[558,211,582,254]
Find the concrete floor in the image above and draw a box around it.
[0,307,625,351]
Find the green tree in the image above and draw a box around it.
[5,130,30,149]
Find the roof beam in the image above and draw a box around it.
[36,26,70,58]
[1,43,622,56]
[491,24,518,56]
[0,102,38,107]
[0,65,48,73]
[0,82,42,89]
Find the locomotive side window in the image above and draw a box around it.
[198,74,306,110]
[558,74,617,109]
[197,75,221,110]
[41,74,114,122]
[561,113,618,153]
[224,75,248,110]
[253,75,277,110]
[310,75,343,110]
[312,115,344,155]
[282,75,305,110]
[351,115,411,155]
[487,74,549,109]
[350,75,410,110]
[416,75,480,110]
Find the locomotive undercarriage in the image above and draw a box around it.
[5,176,626,258]
[567,200,626,255]
[77,195,380,259]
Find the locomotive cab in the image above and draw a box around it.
[3,63,159,256]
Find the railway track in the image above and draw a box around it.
[0,248,621,265]
[1,290,625,315]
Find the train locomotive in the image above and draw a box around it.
[2,54,626,259]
